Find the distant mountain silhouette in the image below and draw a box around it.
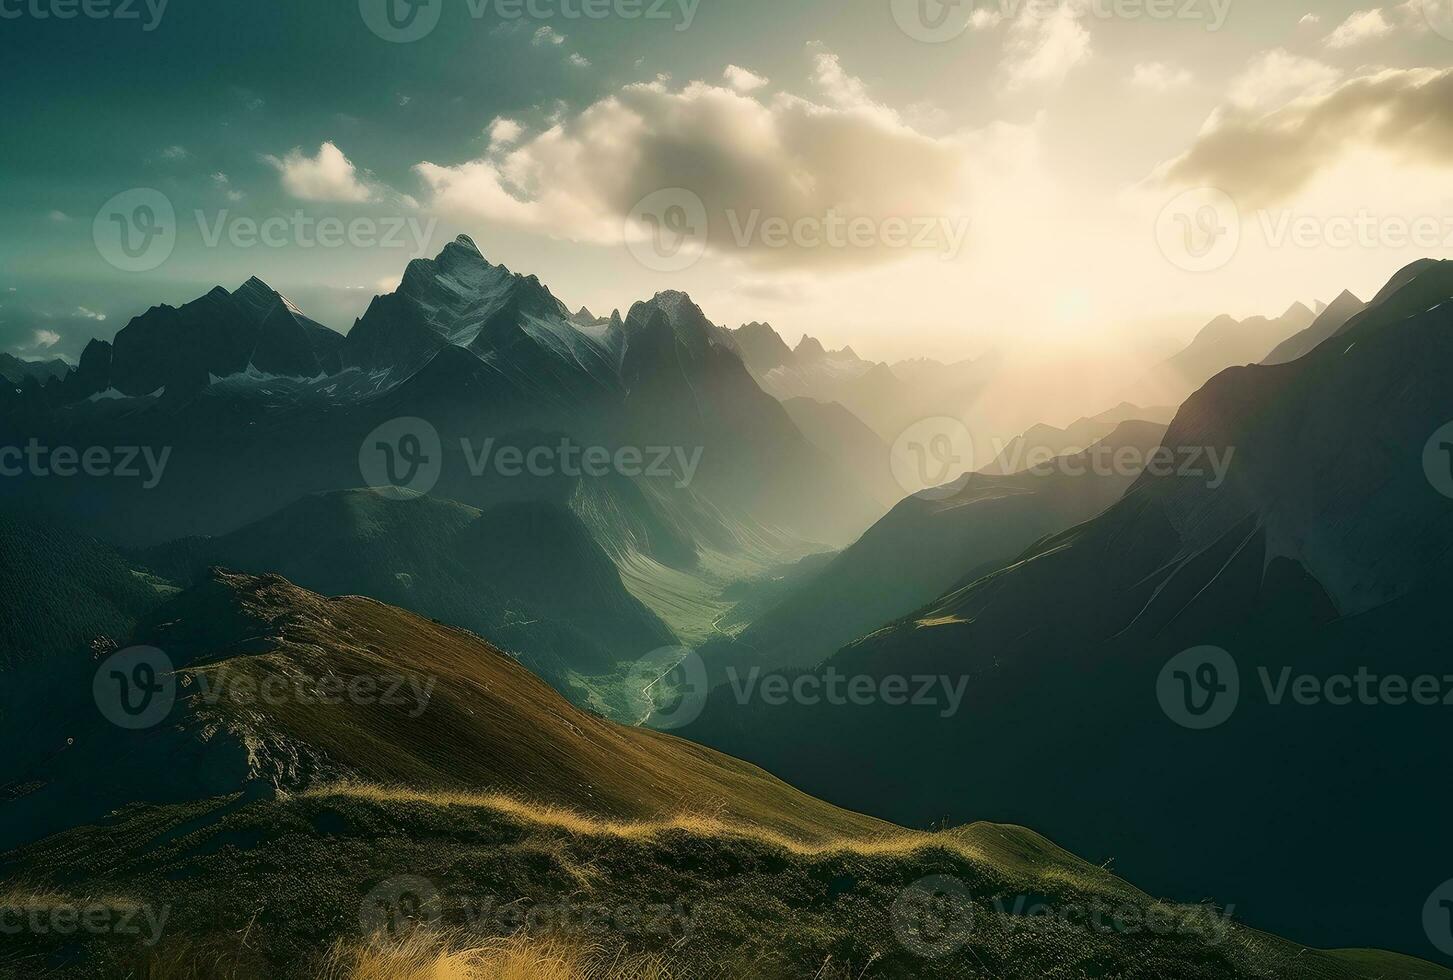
[1126,302,1315,406]
[701,419,1168,675]
[781,396,902,507]
[0,353,69,386]
[980,402,1176,475]
[725,320,996,442]
[1262,289,1366,365]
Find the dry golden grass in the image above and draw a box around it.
[0,886,142,913]
[324,934,675,980]
[302,781,982,863]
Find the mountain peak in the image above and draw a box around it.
[1281,301,1315,324]
[232,276,305,321]
[795,336,827,358]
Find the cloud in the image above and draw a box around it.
[810,50,877,109]
[1000,2,1092,92]
[970,8,1005,29]
[488,118,524,149]
[1299,13,1321,25]
[0,302,116,360]
[1130,62,1193,91]
[1152,66,1453,205]
[723,65,769,93]
[533,25,565,45]
[264,141,375,203]
[567,53,592,68]
[158,144,190,161]
[47,210,70,222]
[211,172,245,202]
[1226,49,1341,110]
[412,53,978,269]
[1325,8,1395,46]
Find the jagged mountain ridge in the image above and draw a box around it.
[0,237,881,554]
[77,276,344,401]
[1126,301,1316,406]
[1262,289,1367,365]
[0,353,69,386]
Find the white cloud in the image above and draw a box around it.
[1299,13,1321,25]
[26,329,61,349]
[1001,3,1092,93]
[488,118,524,150]
[1153,66,1453,205]
[264,141,375,203]
[568,53,592,68]
[159,145,189,161]
[47,210,70,223]
[413,54,978,269]
[533,25,565,45]
[1325,8,1395,47]
[1131,62,1193,91]
[970,8,1004,29]
[723,64,769,93]
[810,49,877,109]
[1227,49,1341,110]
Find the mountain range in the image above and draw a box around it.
[4,241,1453,975]
[0,236,882,556]
[683,258,1453,965]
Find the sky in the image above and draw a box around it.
[3,0,1453,367]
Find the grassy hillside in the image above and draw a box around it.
[4,783,1443,979]
[2,572,1445,979]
